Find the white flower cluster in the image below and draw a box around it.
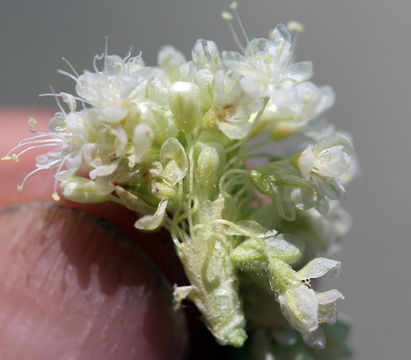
[3,3,357,354]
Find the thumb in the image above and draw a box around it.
[0,202,188,360]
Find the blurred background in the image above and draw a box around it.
[1,0,410,358]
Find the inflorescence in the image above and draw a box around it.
[3,3,356,357]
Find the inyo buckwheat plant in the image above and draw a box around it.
[3,3,356,358]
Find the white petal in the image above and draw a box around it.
[317,290,344,326]
[317,289,345,305]
[298,146,315,179]
[191,39,220,71]
[301,326,326,350]
[89,160,119,179]
[278,285,318,334]
[217,118,252,140]
[287,61,313,83]
[297,257,341,280]
[97,106,129,123]
[134,200,168,230]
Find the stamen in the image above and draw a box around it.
[52,156,67,197]
[48,87,66,115]
[15,143,60,158]
[229,1,238,10]
[17,134,49,145]
[123,48,132,62]
[39,92,87,105]
[231,2,250,44]
[61,57,80,77]
[93,53,104,72]
[6,139,61,157]
[17,167,47,191]
[221,11,233,21]
[222,12,245,52]
[51,192,60,201]
[287,21,305,34]
[57,69,78,82]
[104,35,109,71]
[287,21,305,62]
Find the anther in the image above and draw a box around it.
[28,118,37,127]
[287,21,305,33]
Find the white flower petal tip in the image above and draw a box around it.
[302,326,326,350]
[134,200,168,230]
[317,289,344,326]
[298,257,341,280]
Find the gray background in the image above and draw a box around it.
[1,1,410,358]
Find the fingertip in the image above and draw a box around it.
[0,202,188,360]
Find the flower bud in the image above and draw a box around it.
[168,81,202,133]
[61,177,111,203]
[196,142,226,196]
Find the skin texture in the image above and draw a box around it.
[0,108,191,360]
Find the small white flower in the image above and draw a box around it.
[75,53,151,109]
[277,257,344,349]
[210,70,262,139]
[299,133,353,181]
[298,133,354,213]
[223,24,312,99]
[258,82,335,139]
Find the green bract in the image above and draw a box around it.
[3,3,357,356]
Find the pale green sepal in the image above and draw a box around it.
[196,142,226,196]
[61,176,111,203]
[114,185,155,214]
[230,238,269,273]
[230,233,304,272]
[225,220,273,238]
[266,234,305,264]
[160,138,188,186]
[60,176,111,203]
[168,81,202,133]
